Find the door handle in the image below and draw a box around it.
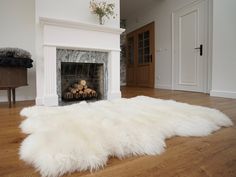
[195,44,203,56]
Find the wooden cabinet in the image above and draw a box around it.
[0,67,28,107]
[126,22,155,87]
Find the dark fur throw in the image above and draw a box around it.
[0,47,32,59]
[0,48,33,68]
[0,57,33,68]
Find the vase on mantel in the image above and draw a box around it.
[98,15,105,25]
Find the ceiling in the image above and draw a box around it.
[120,0,159,19]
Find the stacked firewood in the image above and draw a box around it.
[63,80,97,100]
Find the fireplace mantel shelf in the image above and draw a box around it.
[39,17,125,35]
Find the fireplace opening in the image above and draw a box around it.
[61,62,104,102]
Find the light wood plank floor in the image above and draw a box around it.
[0,87,235,177]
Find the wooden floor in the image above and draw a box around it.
[0,87,236,177]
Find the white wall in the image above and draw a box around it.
[210,0,236,98]
[0,0,36,102]
[36,0,120,27]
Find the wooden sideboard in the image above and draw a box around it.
[0,67,28,107]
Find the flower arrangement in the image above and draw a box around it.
[89,0,116,25]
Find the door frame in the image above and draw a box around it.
[171,0,213,93]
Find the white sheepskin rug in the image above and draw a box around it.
[19,96,233,177]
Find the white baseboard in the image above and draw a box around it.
[0,95,35,102]
[155,84,172,90]
[210,90,236,99]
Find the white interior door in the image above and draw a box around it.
[173,0,207,92]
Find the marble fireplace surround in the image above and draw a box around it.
[57,49,108,104]
[37,17,125,106]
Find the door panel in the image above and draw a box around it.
[126,34,136,85]
[126,22,155,87]
[179,10,198,85]
[127,68,136,85]
[136,67,150,86]
[173,0,206,92]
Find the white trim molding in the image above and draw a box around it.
[155,84,172,90]
[210,90,236,99]
[0,95,35,102]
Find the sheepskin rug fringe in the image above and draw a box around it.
[19,96,233,177]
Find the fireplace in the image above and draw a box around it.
[61,63,103,102]
[36,17,125,106]
[57,49,108,105]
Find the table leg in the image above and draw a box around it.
[12,88,16,104]
[7,88,12,108]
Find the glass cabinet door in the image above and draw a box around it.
[127,37,134,65]
[126,22,155,87]
[138,30,151,65]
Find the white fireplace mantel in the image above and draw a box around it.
[39,17,124,35]
[36,17,125,106]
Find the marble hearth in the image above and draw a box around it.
[36,17,125,106]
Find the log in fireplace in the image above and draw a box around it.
[61,62,104,103]
[63,79,97,101]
